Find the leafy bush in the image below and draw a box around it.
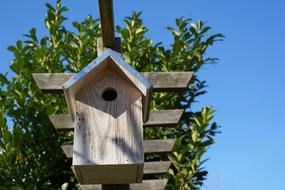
[0,1,223,189]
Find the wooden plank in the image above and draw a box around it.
[144,139,176,154]
[143,72,193,92]
[32,73,75,92]
[80,179,168,190]
[102,185,129,190]
[32,72,193,93]
[49,114,74,131]
[76,161,171,176]
[98,0,115,48]
[144,161,171,175]
[144,109,184,127]
[61,139,176,159]
[49,110,183,131]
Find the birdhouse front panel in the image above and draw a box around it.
[72,62,144,184]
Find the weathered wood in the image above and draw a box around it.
[144,109,184,127]
[49,114,74,131]
[144,161,171,174]
[97,37,121,56]
[61,139,176,159]
[102,184,130,190]
[33,73,75,92]
[72,66,144,184]
[77,161,171,175]
[49,109,183,131]
[143,72,193,92]
[143,139,176,154]
[80,179,168,190]
[32,72,193,93]
[98,0,115,48]
[72,161,171,177]
[62,49,152,123]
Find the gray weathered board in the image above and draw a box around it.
[61,139,176,158]
[32,72,193,93]
[72,161,171,175]
[80,179,168,190]
[49,109,183,131]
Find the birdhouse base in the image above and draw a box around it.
[73,164,143,184]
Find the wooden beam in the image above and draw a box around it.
[143,72,193,92]
[76,161,172,176]
[97,37,122,56]
[144,161,171,175]
[32,72,193,93]
[61,139,176,158]
[80,179,168,190]
[143,139,176,154]
[33,73,75,93]
[49,110,183,131]
[144,109,184,127]
[49,114,74,131]
[98,0,115,48]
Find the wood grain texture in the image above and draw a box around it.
[80,179,168,190]
[49,114,74,131]
[73,67,144,184]
[142,72,193,92]
[62,50,152,123]
[61,139,176,159]
[97,37,121,56]
[49,110,183,131]
[73,161,170,176]
[144,109,184,127]
[32,73,75,92]
[98,0,115,48]
[102,184,130,190]
[32,72,193,93]
[143,161,171,174]
[143,139,176,154]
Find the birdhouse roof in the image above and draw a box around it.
[63,49,152,122]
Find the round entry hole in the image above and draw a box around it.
[102,88,117,101]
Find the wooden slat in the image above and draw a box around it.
[102,185,129,190]
[98,0,115,48]
[144,109,184,127]
[75,161,171,175]
[49,110,183,131]
[32,72,193,93]
[61,139,176,159]
[144,161,171,175]
[144,139,176,154]
[143,72,193,92]
[80,179,168,190]
[33,73,75,92]
[49,114,74,131]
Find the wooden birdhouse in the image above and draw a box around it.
[62,49,152,184]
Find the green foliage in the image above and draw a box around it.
[0,1,223,189]
[167,107,219,190]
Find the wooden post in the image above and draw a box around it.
[98,0,115,48]
[97,37,121,55]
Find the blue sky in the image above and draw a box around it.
[1,0,285,189]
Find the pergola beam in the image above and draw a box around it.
[98,0,115,48]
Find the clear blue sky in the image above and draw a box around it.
[1,0,285,189]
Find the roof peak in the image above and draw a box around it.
[63,49,152,91]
